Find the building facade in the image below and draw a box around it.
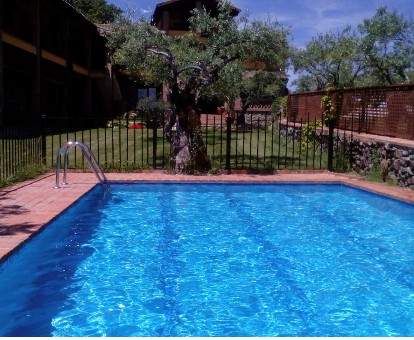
[0,0,121,121]
[0,0,285,122]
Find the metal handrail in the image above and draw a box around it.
[54,141,110,192]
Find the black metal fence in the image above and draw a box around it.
[43,113,348,171]
[1,112,350,182]
[0,117,43,181]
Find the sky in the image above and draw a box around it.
[106,0,414,88]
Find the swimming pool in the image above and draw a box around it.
[0,183,414,336]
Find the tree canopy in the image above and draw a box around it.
[106,1,290,172]
[66,0,123,23]
[292,26,362,91]
[358,6,414,85]
[293,6,414,92]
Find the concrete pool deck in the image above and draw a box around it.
[1,171,414,262]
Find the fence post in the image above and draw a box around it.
[360,88,366,133]
[328,119,334,171]
[226,114,231,170]
[412,90,414,139]
[287,93,291,119]
[41,114,47,165]
[152,114,158,169]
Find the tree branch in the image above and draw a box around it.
[147,48,172,59]
[177,66,203,74]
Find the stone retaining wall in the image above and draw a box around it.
[351,140,414,190]
[278,122,414,190]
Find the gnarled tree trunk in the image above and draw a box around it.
[166,88,211,173]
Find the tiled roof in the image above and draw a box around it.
[153,0,241,23]
[156,0,241,12]
[60,0,96,26]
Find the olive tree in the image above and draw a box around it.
[105,1,289,172]
[292,26,363,91]
[358,6,414,85]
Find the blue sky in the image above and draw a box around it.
[106,0,414,88]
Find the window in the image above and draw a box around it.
[138,88,157,101]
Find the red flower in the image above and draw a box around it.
[129,124,143,129]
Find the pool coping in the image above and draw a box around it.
[1,171,414,264]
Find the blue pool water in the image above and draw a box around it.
[1,184,414,336]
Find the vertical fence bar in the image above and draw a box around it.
[343,118,347,171]
[242,119,246,169]
[152,114,157,169]
[299,117,303,169]
[336,121,340,170]
[89,121,92,150]
[118,116,122,166]
[146,114,149,166]
[270,116,274,169]
[306,113,310,169]
[7,124,11,176]
[1,130,3,179]
[249,114,253,169]
[133,116,136,165]
[327,119,334,172]
[278,113,281,170]
[292,116,296,168]
[350,112,354,169]
[264,115,267,168]
[126,116,129,166]
[256,117,260,169]
[59,124,62,167]
[213,117,216,164]
[285,113,288,168]
[141,111,144,167]
[313,117,317,169]
[162,114,165,169]
[41,115,46,165]
[111,118,114,165]
[320,112,323,169]
[220,114,223,166]
[205,114,208,155]
[74,123,77,167]
[226,114,231,170]
[235,120,238,169]
[97,125,100,164]
[81,122,85,168]
[51,121,54,167]
[104,123,107,165]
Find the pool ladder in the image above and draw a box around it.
[54,141,110,192]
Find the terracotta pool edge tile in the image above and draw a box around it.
[0,184,98,265]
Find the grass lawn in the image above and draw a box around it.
[45,124,331,171]
[0,136,43,182]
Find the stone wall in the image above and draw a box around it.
[351,140,414,190]
[277,121,414,190]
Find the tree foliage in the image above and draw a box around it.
[293,6,414,92]
[358,6,414,85]
[292,26,362,91]
[106,1,290,172]
[66,0,123,23]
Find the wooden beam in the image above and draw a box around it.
[3,33,37,55]
[3,33,89,78]
[90,71,105,78]
[41,50,66,67]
